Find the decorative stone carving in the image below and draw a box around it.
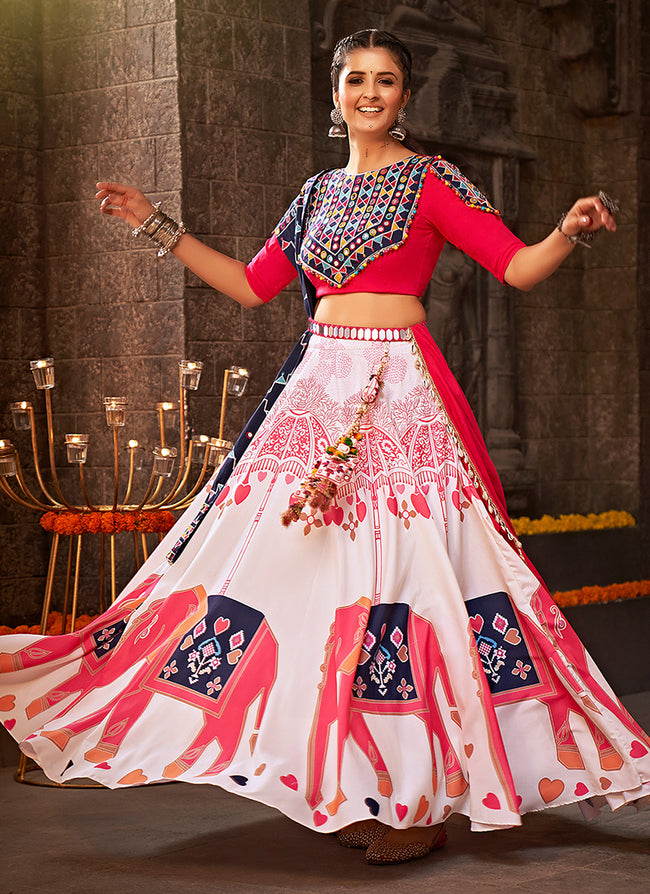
[538,0,631,116]
[423,246,483,421]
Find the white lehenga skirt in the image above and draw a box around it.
[1,330,649,833]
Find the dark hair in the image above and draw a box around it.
[330,29,412,93]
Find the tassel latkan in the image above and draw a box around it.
[282,348,389,526]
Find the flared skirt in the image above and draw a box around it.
[1,326,649,832]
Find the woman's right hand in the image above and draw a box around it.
[95,182,155,229]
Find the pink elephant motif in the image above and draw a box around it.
[0,574,163,719]
[38,592,278,781]
[468,589,650,771]
[306,596,468,816]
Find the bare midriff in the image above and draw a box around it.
[313,293,426,328]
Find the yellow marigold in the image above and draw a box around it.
[512,510,635,536]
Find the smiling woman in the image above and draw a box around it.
[1,27,646,872]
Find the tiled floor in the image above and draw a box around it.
[1,691,649,893]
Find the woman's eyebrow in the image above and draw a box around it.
[345,70,398,77]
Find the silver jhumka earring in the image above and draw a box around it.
[388,107,407,141]
[328,107,347,138]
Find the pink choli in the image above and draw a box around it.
[245,154,525,303]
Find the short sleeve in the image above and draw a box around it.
[420,161,525,283]
[245,192,303,303]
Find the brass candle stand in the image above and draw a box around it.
[1,357,249,786]
[1,357,250,633]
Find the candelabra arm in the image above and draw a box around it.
[78,465,97,511]
[0,475,49,512]
[160,439,195,508]
[12,453,56,510]
[28,406,62,506]
[122,450,136,506]
[218,369,230,441]
[44,390,76,510]
[164,379,188,501]
[166,451,212,511]
[133,468,159,512]
[111,428,120,511]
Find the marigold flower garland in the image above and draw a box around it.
[512,510,635,536]
[552,580,650,608]
[39,510,175,536]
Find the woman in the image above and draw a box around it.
[1,30,648,866]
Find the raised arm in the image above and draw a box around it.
[504,194,617,292]
[95,182,263,308]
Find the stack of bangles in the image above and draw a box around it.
[132,202,186,256]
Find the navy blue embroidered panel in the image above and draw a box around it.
[353,603,418,703]
[465,591,540,695]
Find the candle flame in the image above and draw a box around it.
[161,402,173,411]
[161,448,170,457]
[128,439,139,448]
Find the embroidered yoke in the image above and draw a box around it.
[245,154,525,301]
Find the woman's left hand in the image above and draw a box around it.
[559,194,617,239]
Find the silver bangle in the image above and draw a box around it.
[132,202,186,256]
[556,191,619,249]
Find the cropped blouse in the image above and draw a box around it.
[245,154,525,303]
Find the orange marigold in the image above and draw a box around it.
[39,510,175,536]
[554,579,650,607]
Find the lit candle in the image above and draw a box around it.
[104,397,127,427]
[29,358,55,389]
[191,433,210,464]
[152,445,177,477]
[10,401,32,430]
[65,433,89,464]
[179,359,203,391]
[0,439,17,477]
[206,437,233,468]
[226,366,250,397]
[126,439,145,471]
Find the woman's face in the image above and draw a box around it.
[333,47,409,139]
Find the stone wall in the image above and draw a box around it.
[0,0,185,622]
[640,0,650,546]
[485,0,641,516]
[177,0,313,444]
[0,0,47,623]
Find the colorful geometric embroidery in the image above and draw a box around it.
[428,156,500,215]
[275,155,499,289]
[352,603,418,702]
[465,591,540,695]
[294,156,428,288]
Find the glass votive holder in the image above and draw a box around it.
[206,437,233,468]
[10,401,32,430]
[0,440,17,477]
[65,434,89,464]
[152,446,177,477]
[226,367,250,397]
[156,401,178,416]
[191,434,210,464]
[30,358,55,390]
[104,397,127,427]
[179,360,203,391]
[126,439,145,471]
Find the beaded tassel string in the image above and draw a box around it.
[281,347,389,526]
